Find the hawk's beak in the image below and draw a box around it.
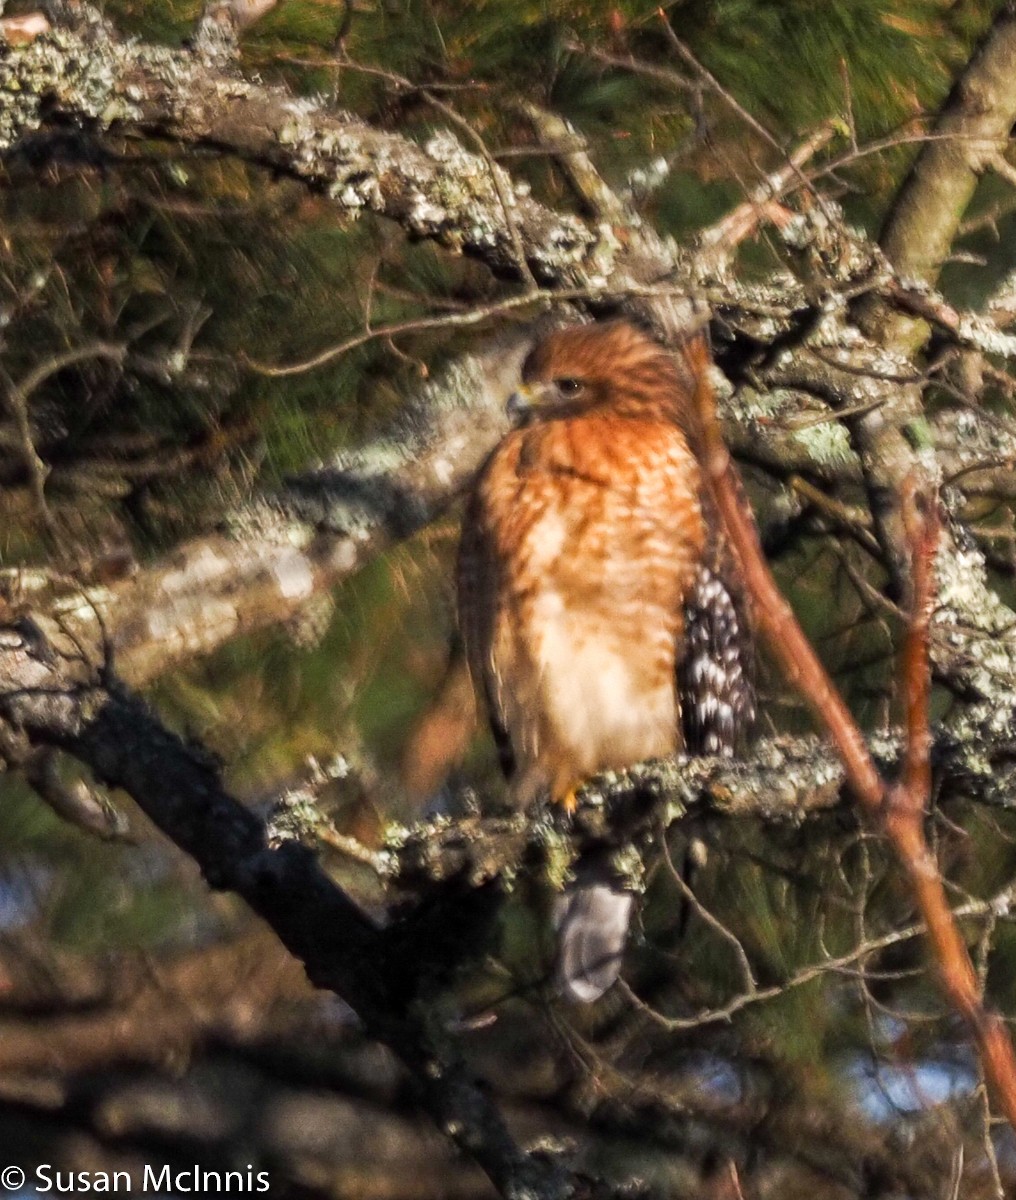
[506,383,547,424]
[506,385,534,423]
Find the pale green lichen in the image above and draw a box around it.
[0,25,139,148]
[221,496,312,548]
[931,505,1016,754]
[956,311,1016,359]
[609,844,646,892]
[581,221,623,288]
[0,15,238,151]
[530,819,578,892]
[624,154,671,201]
[779,200,887,288]
[725,385,856,471]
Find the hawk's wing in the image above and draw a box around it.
[679,555,755,757]
[677,335,755,757]
[456,483,515,780]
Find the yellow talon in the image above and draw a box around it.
[557,784,580,814]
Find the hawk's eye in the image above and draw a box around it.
[555,378,584,398]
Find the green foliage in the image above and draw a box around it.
[673,0,967,134]
[101,0,198,43]
[45,851,201,953]
[221,0,991,235]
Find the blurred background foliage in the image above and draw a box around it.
[2,1,1016,1194]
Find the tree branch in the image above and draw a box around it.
[0,620,591,1200]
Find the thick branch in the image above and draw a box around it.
[873,4,1016,352]
[0,623,584,1200]
[0,16,599,283]
[2,333,520,687]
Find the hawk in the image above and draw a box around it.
[457,320,754,1002]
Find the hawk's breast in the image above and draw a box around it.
[474,412,706,802]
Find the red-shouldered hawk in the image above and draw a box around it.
[458,320,753,1002]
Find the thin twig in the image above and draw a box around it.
[659,828,757,995]
[788,475,881,557]
[419,90,539,292]
[894,480,937,809]
[655,11,822,212]
[565,41,695,92]
[697,124,837,269]
[242,281,694,377]
[625,892,1010,1032]
[1,341,126,535]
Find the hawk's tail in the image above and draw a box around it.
[554,856,634,1003]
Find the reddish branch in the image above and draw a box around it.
[687,335,1016,1130]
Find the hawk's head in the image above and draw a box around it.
[507,320,689,425]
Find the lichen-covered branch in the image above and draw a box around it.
[0,332,521,687]
[0,12,602,283]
